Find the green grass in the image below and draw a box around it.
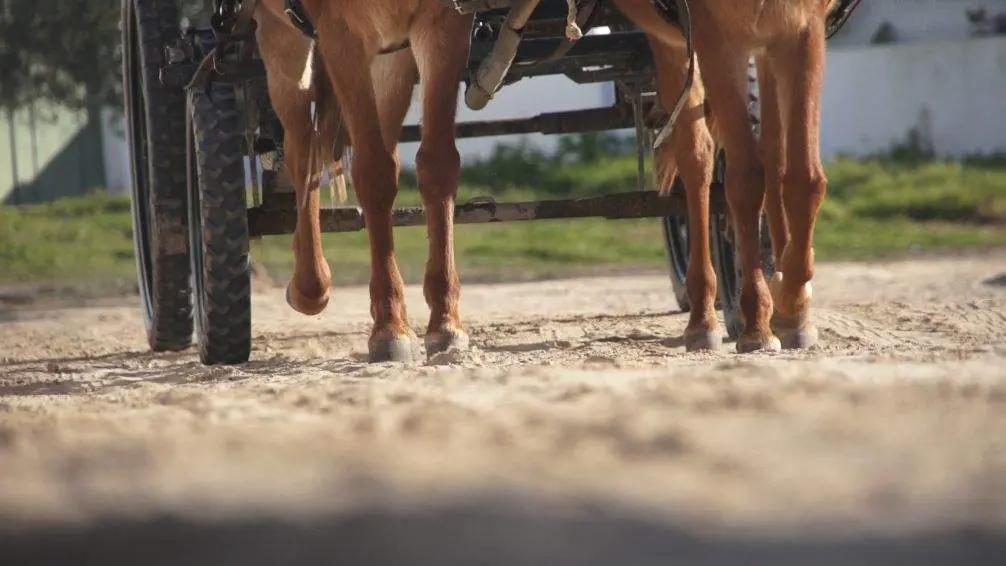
[1,156,1003,293]
[822,156,1006,224]
[0,192,138,286]
[246,185,669,286]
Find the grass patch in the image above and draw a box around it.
[0,191,138,285]
[247,185,669,286]
[824,157,1006,224]
[1,156,1003,293]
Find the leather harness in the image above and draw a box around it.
[826,0,862,38]
[283,0,412,55]
[191,0,858,150]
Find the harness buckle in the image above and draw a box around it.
[284,0,319,38]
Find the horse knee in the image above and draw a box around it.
[416,141,460,200]
[353,147,398,212]
[676,126,715,178]
[783,166,827,215]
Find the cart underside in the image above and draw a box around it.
[125,0,866,364]
[157,0,723,237]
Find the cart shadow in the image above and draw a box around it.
[6,349,194,367]
[1,495,1002,566]
[0,354,345,397]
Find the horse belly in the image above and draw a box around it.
[329,0,421,51]
[698,0,822,46]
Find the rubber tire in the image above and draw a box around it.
[661,214,692,313]
[186,84,252,365]
[122,0,193,352]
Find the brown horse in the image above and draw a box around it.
[250,0,831,361]
[610,0,723,352]
[250,0,724,361]
[252,0,474,362]
[684,0,834,353]
[613,0,836,353]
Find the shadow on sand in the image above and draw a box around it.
[1,498,1002,566]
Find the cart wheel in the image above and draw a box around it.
[186,84,252,365]
[121,0,193,351]
[661,214,692,312]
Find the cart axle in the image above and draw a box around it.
[247,185,727,237]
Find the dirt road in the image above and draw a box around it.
[2,250,1006,564]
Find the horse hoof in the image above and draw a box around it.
[736,334,782,354]
[684,329,724,352]
[779,327,819,350]
[285,282,329,316]
[368,337,418,363]
[425,327,471,356]
[771,313,819,350]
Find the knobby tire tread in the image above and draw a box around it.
[124,0,193,351]
[188,84,252,365]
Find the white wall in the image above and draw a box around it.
[98,74,614,185]
[397,74,616,168]
[821,36,1006,159]
[0,105,89,202]
[101,108,131,196]
[827,0,996,46]
[97,36,1006,197]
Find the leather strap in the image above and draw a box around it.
[284,0,317,38]
[283,0,411,54]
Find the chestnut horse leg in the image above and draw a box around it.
[648,39,721,351]
[410,11,475,355]
[370,50,418,190]
[254,11,331,316]
[315,20,416,362]
[757,59,790,267]
[609,0,721,351]
[766,22,828,350]
[692,33,779,353]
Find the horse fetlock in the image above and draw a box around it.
[285,278,331,316]
[768,272,819,349]
[769,271,813,318]
[682,304,722,351]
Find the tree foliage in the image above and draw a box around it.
[0,0,122,113]
[0,0,217,113]
[0,0,44,110]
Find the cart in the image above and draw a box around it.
[121,0,858,365]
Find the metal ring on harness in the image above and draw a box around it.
[284,0,317,38]
[283,0,412,54]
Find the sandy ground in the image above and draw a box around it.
[1,250,1006,564]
